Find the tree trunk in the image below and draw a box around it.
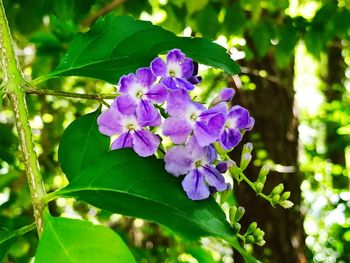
[231,51,307,262]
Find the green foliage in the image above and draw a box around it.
[56,112,259,263]
[40,15,239,84]
[35,214,136,263]
[58,108,110,180]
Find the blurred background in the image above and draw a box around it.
[0,0,349,262]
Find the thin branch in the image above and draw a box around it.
[26,87,117,101]
[81,0,126,27]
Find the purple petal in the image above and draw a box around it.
[116,95,137,115]
[118,73,137,93]
[202,165,227,192]
[182,169,210,200]
[132,129,160,157]
[162,77,178,90]
[164,145,192,176]
[180,58,194,79]
[187,75,202,85]
[166,89,190,116]
[194,121,219,147]
[219,127,242,150]
[207,113,226,137]
[136,67,156,88]
[173,78,194,91]
[163,117,192,144]
[111,131,133,150]
[97,105,122,136]
[151,57,167,77]
[136,100,161,127]
[166,49,185,65]
[206,144,217,164]
[211,88,235,106]
[227,106,254,130]
[199,102,227,122]
[145,83,167,104]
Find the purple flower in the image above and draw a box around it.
[165,137,227,200]
[116,67,167,126]
[151,49,195,91]
[219,105,255,150]
[162,90,226,147]
[97,100,160,157]
[211,88,235,106]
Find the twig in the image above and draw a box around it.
[81,0,126,27]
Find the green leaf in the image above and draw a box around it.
[51,0,94,21]
[58,108,110,181]
[42,15,239,84]
[56,149,259,263]
[35,215,135,263]
[0,224,35,262]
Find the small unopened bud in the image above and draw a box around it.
[220,190,231,205]
[256,240,266,246]
[211,88,235,106]
[233,223,241,233]
[254,182,264,193]
[280,191,291,202]
[258,165,269,184]
[280,200,294,209]
[245,235,255,244]
[271,183,284,195]
[229,206,237,223]
[255,235,263,242]
[216,162,228,173]
[240,153,252,170]
[245,222,257,235]
[242,142,253,155]
[271,194,280,205]
[235,206,245,222]
[252,228,263,239]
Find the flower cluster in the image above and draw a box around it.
[97,49,254,200]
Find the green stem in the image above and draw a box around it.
[238,172,271,204]
[26,87,117,101]
[0,0,46,236]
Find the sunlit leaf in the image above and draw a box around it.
[40,15,239,84]
[35,215,135,263]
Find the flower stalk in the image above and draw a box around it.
[0,0,46,236]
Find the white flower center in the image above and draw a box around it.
[167,62,182,78]
[121,115,140,132]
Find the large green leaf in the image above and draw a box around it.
[58,108,110,180]
[0,224,35,262]
[56,149,259,263]
[37,15,239,84]
[35,215,136,263]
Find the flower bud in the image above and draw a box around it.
[216,162,228,173]
[280,191,291,202]
[271,194,280,205]
[234,206,245,222]
[254,182,264,193]
[240,153,252,170]
[245,222,257,235]
[271,183,284,195]
[229,206,237,223]
[252,228,263,239]
[255,235,264,242]
[233,223,241,232]
[257,165,269,184]
[245,235,255,244]
[242,142,253,155]
[220,190,231,205]
[256,240,266,246]
[211,88,235,106]
[280,200,294,209]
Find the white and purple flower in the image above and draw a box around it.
[97,100,160,157]
[151,49,196,91]
[165,137,227,200]
[219,105,255,150]
[116,67,167,126]
[163,90,226,147]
